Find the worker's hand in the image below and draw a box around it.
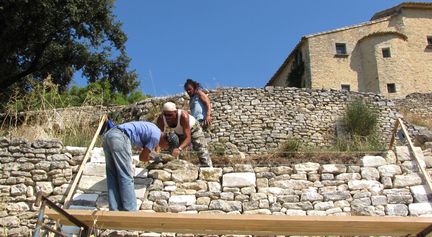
[172,148,181,158]
[204,115,212,126]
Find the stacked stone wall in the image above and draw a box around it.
[1,137,432,236]
[5,88,432,155]
[0,138,84,236]
[394,93,432,118]
[120,87,398,153]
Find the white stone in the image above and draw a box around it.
[286,209,306,216]
[68,205,97,210]
[72,193,98,203]
[135,168,148,178]
[222,173,256,187]
[393,173,422,188]
[377,165,402,177]
[208,182,221,192]
[90,147,106,163]
[409,203,432,216]
[361,156,387,167]
[135,185,147,198]
[35,182,53,195]
[77,176,106,192]
[64,146,86,156]
[321,164,346,174]
[169,195,196,205]
[410,185,432,202]
[83,163,106,176]
[348,180,384,194]
[395,146,411,161]
[294,162,320,172]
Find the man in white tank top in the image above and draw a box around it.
[156,102,213,167]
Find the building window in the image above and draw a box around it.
[387,83,396,93]
[341,84,350,91]
[427,36,432,47]
[382,48,391,58]
[335,43,347,55]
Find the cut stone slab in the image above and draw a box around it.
[169,195,196,206]
[77,176,107,192]
[409,203,432,216]
[361,156,386,167]
[83,163,106,176]
[395,146,411,161]
[410,185,432,203]
[222,173,256,187]
[72,193,98,206]
[393,174,422,188]
[90,147,105,163]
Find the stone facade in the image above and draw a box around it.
[1,136,432,236]
[267,2,432,99]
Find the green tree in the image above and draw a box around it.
[0,0,138,97]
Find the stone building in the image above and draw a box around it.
[266,2,432,99]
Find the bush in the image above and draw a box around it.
[338,99,385,152]
[344,99,378,137]
[279,138,301,158]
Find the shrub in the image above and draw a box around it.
[279,138,301,158]
[344,99,378,137]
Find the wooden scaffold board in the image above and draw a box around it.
[46,209,432,236]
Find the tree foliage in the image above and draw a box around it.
[0,0,138,98]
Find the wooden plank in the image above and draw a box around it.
[398,118,432,192]
[46,209,432,236]
[388,119,400,150]
[63,114,107,208]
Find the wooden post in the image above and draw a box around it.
[397,118,432,192]
[63,114,107,209]
[388,119,400,150]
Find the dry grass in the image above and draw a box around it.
[401,112,432,130]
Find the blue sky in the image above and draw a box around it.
[74,0,415,96]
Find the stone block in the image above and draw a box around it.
[294,162,320,172]
[149,170,172,181]
[222,172,256,187]
[377,165,402,177]
[83,163,106,176]
[361,167,380,180]
[199,168,223,181]
[386,204,408,216]
[10,183,26,196]
[393,173,422,188]
[35,182,54,195]
[300,189,323,202]
[169,195,196,206]
[361,156,386,167]
[348,180,384,194]
[172,168,198,182]
[409,203,432,216]
[77,176,106,192]
[321,164,347,174]
[209,200,242,212]
[395,146,411,161]
[72,193,98,206]
[90,147,105,163]
[335,173,361,181]
[410,185,432,202]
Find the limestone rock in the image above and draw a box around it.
[222,173,256,187]
[199,168,223,181]
[361,156,386,167]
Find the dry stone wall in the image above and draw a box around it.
[2,136,432,236]
[120,87,398,154]
[0,138,85,236]
[394,93,432,118]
